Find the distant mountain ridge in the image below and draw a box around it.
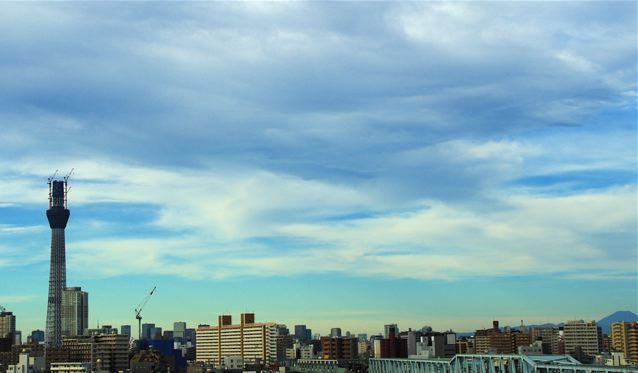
[455,311,637,336]
[597,311,638,335]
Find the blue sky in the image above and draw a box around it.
[0,2,636,336]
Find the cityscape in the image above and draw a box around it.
[0,2,637,373]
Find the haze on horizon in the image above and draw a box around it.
[0,2,636,336]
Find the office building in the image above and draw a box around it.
[295,325,308,342]
[46,177,71,348]
[384,324,399,339]
[30,330,45,344]
[196,313,277,366]
[121,325,131,338]
[330,328,342,338]
[0,311,16,351]
[611,321,638,364]
[61,287,88,337]
[564,320,602,357]
[141,323,155,340]
[174,322,186,341]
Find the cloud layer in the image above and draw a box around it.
[0,2,635,284]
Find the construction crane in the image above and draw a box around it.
[134,286,156,341]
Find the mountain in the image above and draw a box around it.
[598,311,638,335]
[455,311,638,336]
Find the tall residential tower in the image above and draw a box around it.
[46,176,71,348]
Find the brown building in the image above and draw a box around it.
[611,321,638,364]
[276,335,293,362]
[379,332,407,358]
[321,337,357,361]
[474,321,532,354]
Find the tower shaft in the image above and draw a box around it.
[45,179,70,348]
[46,228,66,347]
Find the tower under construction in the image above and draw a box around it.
[45,174,71,348]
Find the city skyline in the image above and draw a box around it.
[0,3,636,336]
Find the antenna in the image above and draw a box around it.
[63,168,74,209]
[47,170,59,208]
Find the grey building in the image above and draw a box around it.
[121,325,131,338]
[141,323,155,340]
[295,325,308,341]
[330,328,342,338]
[61,287,88,337]
[174,322,186,341]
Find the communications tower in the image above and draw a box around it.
[45,172,71,348]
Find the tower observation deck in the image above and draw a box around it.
[45,175,71,348]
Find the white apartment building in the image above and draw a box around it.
[196,313,277,366]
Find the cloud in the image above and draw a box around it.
[0,2,635,284]
[0,295,38,304]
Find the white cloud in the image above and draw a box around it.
[2,154,631,282]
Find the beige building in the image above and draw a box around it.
[0,311,16,341]
[611,321,638,365]
[564,320,601,356]
[196,313,276,366]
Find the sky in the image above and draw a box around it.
[0,2,636,337]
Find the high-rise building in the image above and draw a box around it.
[384,324,399,339]
[611,321,638,364]
[564,320,602,357]
[330,328,342,338]
[31,330,45,343]
[120,325,131,338]
[46,177,71,348]
[61,287,88,337]
[141,323,155,340]
[0,311,16,351]
[149,326,162,340]
[174,322,187,341]
[196,313,277,366]
[295,325,308,342]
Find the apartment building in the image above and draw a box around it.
[196,313,276,366]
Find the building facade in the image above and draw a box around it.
[196,313,277,366]
[0,311,16,351]
[61,287,88,337]
[611,321,638,365]
[321,337,357,361]
[564,320,602,357]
